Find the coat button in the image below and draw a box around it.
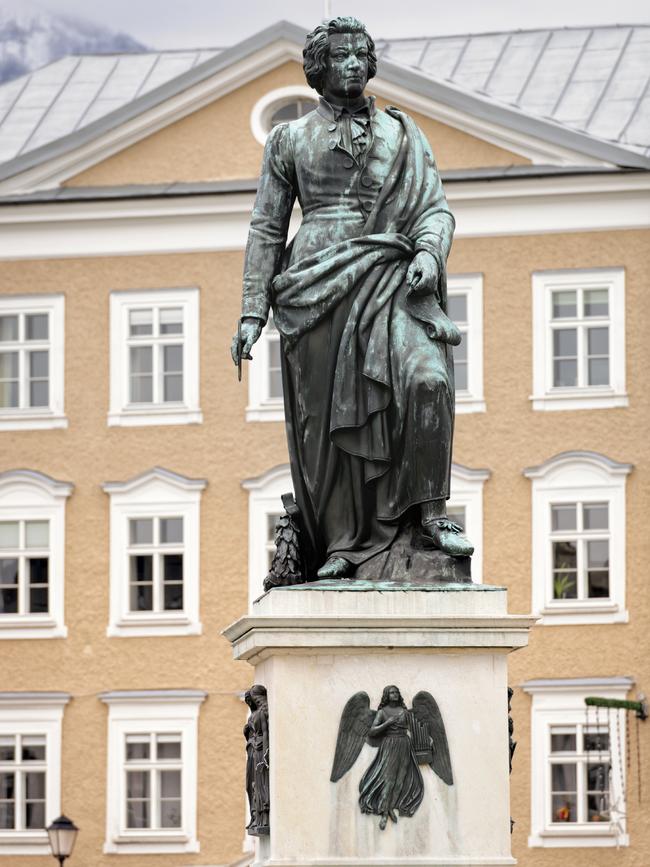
[343,157,354,169]
[426,324,436,339]
[362,200,373,211]
[328,140,337,150]
[361,175,373,187]
[328,123,337,132]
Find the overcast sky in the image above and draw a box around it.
[35,0,650,49]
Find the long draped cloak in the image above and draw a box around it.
[241,100,456,575]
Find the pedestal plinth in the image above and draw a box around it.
[224,583,536,867]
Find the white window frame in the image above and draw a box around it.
[102,468,206,637]
[250,86,318,145]
[524,451,632,625]
[243,462,489,605]
[523,677,633,849]
[0,692,69,856]
[448,273,485,414]
[0,471,72,639]
[0,295,66,431]
[531,268,626,411]
[101,690,205,855]
[108,288,202,427]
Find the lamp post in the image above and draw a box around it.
[46,815,79,867]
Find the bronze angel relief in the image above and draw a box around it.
[330,685,452,829]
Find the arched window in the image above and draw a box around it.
[250,87,318,145]
[269,98,316,128]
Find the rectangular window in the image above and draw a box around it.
[265,512,282,573]
[124,733,182,831]
[532,269,626,411]
[447,275,484,413]
[0,520,50,616]
[448,293,469,392]
[266,318,283,401]
[127,308,184,405]
[0,734,47,831]
[550,502,609,602]
[128,517,184,614]
[0,311,50,411]
[549,724,611,825]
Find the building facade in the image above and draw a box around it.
[0,21,648,867]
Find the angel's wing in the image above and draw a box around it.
[330,691,375,782]
[410,691,453,786]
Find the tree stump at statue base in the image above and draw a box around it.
[224,583,536,867]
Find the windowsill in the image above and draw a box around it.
[0,830,51,855]
[0,411,68,431]
[529,826,629,848]
[107,407,203,427]
[104,832,198,854]
[455,394,486,414]
[537,602,628,626]
[246,400,284,423]
[0,616,67,640]
[107,615,202,638]
[530,390,628,412]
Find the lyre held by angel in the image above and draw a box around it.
[330,685,453,829]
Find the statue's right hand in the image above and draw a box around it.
[231,317,263,365]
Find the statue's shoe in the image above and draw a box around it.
[317,556,353,578]
[421,518,474,557]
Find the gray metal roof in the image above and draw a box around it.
[0,21,648,182]
[377,26,650,158]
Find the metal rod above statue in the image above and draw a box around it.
[232,16,473,585]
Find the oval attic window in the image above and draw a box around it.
[269,98,317,129]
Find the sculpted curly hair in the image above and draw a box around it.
[303,17,377,94]
[378,684,407,710]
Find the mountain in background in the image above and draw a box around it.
[0,0,147,83]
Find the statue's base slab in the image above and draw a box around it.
[225,584,535,867]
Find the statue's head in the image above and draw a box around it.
[249,684,268,709]
[379,684,406,709]
[303,17,377,101]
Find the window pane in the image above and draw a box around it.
[588,357,609,386]
[454,361,468,391]
[156,736,181,760]
[29,380,49,407]
[163,345,183,373]
[22,738,45,761]
[584,288,608,317]
[127,770,150,798]
[585,730,610,752]
[130,346,152,374]
[28,558,49,586]
[0,772,15,798]
[130,375,153,403]
[553,540,577,599]
[583,503,608,530]
[587,762,610,792]
[26,521,49,548]
[587,327,609,356]
[160,799,182,828]
[553,540,576,569]
[25,800,45,829]
[160,769,181,797]
[552,291,577,318]
[130,518,153,545]
[160,517,183,544]
[0,587,18,613]
[0,737,14,761]
[26,314,48,341]
[587,792,610,821]
[587,539,609,569]
[163,373,183,402]
[447,294,467,323]
[551,730,576,752]
[553,328,577,357]
[29,350,49,379]
[268,339,282,399]
[160,308,183,334]
[127,799,149,829]
[0,522,19,548]
[163,582,183,610]
[0,381,18,408]
[551,762,576,790]
[588,571,609,598]
[551,504,576,531]
[126,737,150,761]
[129,309,153,336]
[130,555,153,583]
[0,802,14,829]
[0,557,18,583]
[0,351,18,378]
[24,772,45,799]
[163,554,183,583]
[0,316,18,342]
[553,359,577,388]
[551,793,577,822]
[130,584,152,611]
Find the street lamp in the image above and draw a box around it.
[46,815,79,866]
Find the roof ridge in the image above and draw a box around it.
[376,22,648,43]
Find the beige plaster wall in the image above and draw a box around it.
[1,227,648,865]
[65,61,528,188]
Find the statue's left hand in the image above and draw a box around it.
[406,251,439,296]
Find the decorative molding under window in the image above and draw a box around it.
[100,689,206,855]
[102,468,206,637]
[243,461,490,604]
[531,268,627,411]
[0,692,70,855]
[108,288,202,427]
[524,451,632,625]
[523,677,633,848]
[0,294,66,431]
[250,86,318,145]
[0,470,73,639]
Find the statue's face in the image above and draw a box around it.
[388,686,400,704]
[323,32,369,101]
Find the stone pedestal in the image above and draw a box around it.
[224,583,536,867]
